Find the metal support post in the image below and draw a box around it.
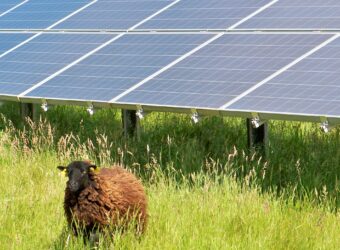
[20,103,36,121]
[122,109,137,138]
[247,118,268,156]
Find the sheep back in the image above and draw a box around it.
[64,166,147,234]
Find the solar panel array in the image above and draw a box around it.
[54,0,176,30]
[0,0,339,124]
[228,35,340,117]
[0,32,115,96]
[0,32,32,53]
[238,0,340,30]
[138,0,272,30]
[25,34,214,101]
[117,34,332,109]
[0,0,92,29]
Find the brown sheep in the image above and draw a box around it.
[57,161,147,240]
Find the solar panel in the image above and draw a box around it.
[227,35,340,117]
[239,0,340,30]
[23,34,214,102]
[138,0,272,30]
[0,0,91,29]
[0,32,33,54]
[54,0,176,30]
[0,33,115,96]
[0,2,339,124]
[0,1,24,16]
[116,33,332,109]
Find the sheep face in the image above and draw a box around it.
[57,161,97,193]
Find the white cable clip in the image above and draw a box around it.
[320,117,333,133]
[87,104,94,116]
[41,101,48,112]
[191,109,200,124]
[136,105,145,120]
[251,113,265,128]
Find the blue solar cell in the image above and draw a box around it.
[117,34,332,109]
[24,34,214,101]
[239,0,340,30]
[0,0,91,29]
[0,33,115,96]
[0,32,33,53]
[228,96,340,117]
[0,1,23,15]
[139,0,271,30]
[228,36,340,117]
[55,0,175,30]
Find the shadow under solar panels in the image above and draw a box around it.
[117,33,332,110]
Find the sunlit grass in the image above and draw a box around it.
[0,153,339,249]
[0,102,339,249]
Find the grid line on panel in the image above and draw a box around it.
[0,1,100,97]
[0,33,117,97]
[0,33,40,59]
[226,36,340,117]
[235,93,340,103]
[126,88,229,98]
[128,0,181,31]
[237,0,340,30]
[0,32,34,54]
[23,33,215,101]
[0,1,339,123]
[53,0,180,31]
[228,0,278,30]
[137,0,275,30]
[0,1,97,58]
[227,96,340,117]
[263,81,338,88]
[19,1,190,99]
[0,0,97,30]
[110,33,223,103]
[45,0,98,30]
[17,33,124,97]
[0,0,28,18]
[223,103,340,118]
[116,33,334,109]
[220,33,340,110]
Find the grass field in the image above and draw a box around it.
[0,102,339,249]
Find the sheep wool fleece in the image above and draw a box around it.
[64,166,147,233]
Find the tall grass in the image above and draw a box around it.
[0,102,339,249]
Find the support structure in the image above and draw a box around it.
[246,118,268,156]
[20,103,36,121]
[122,109,137,138]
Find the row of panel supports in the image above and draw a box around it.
[19,103,268,154]
[121,109,268,154]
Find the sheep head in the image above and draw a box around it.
[57,161,97,193]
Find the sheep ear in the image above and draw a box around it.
[57,166,67,171]
[89,165,97,172]
[57,166,67,176]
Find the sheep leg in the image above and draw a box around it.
[89,232,100,249]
